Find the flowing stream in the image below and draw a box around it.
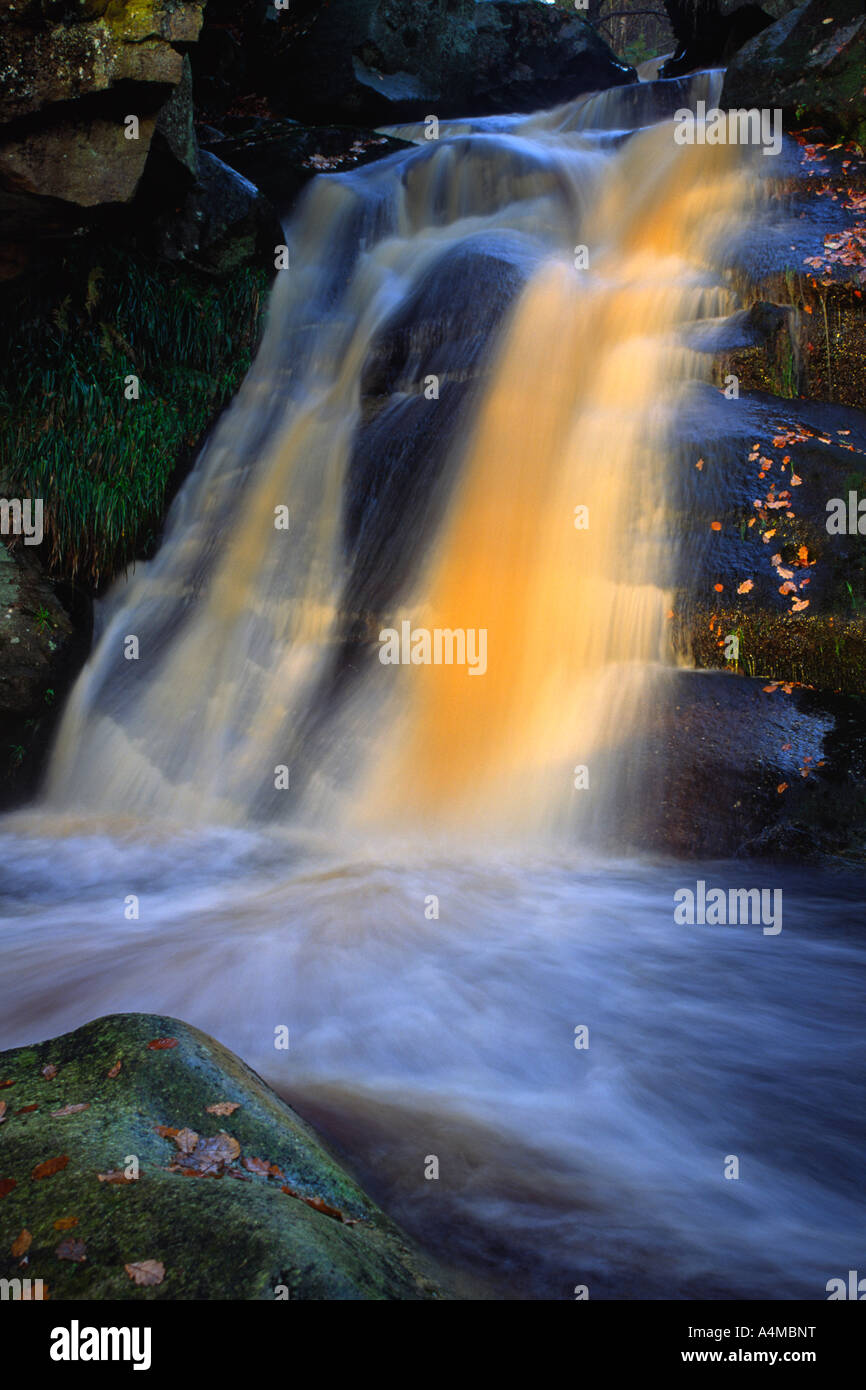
[1,74,863,1299]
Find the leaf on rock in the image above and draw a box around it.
[154,1124,179,1139]
[125,1260,165,1287]
[168,1131,240,1177]
[0,1080,14,1089]
[0,1178,18,1198]
[147,1038,178,1051]
[41,1064,57,1081]
[56,1237,86,1263]
[107,1060,122,1079]
[206,1102,240,1116]
[54,1217,79,1230]
[242,1155,271,1176]
[174,1128,199,1155]
[11,1229,32,1257]
[97,1170,134,1184]
[737,579,754,594]
[51,1103,90,1118]
[32,1154,69,1180]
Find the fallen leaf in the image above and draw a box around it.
[168,1131,240,1177]
[777,783,788,794]
[147,1038,178,1051]
[51,1103,90,1118]
[32,1155,69,1181]
[107,1060,122,1080]
[791,598,810,612]
[125,1260,164,1287]
[713,583,724,592]
[11,1229,31,1257]
[16,1105,38,1114]
[154,1124,178,1139]
[710,521,722,531]
[41,1065,57,1081]
[54,1217,79,1230]
[0,1080,13,1089]
[56,1237,86,1263]
[737,579,754,594]
[174,1128,199,1155]
[97,1170,134,1184]
[205,1102,240,1117]
[242,1155,271,1176]
[0,1178,18,1198]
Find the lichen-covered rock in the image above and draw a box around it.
[0,1014,448,1299]
[722,0,866,147]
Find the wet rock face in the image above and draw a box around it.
[722,0,866,147]
[0,1013,448,1299]
[270,0,633,125]
[0,545,87,808]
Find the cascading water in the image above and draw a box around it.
[1,76,863,1299]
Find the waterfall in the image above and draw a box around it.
[45,73,759,842]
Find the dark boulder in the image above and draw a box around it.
[721,0,866,147]
[267,0,634,125]
[661,2,773,79]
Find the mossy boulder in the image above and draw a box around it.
[722,0,866,148]
[0,1014,448,1300]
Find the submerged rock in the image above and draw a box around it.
[0,1014,448,1300]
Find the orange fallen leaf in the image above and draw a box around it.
[147,1038,178,1051]
[41,1065,57,1081]
[798,545,809,562]
[54,1217,79,1230]
[777,783,788,793]
[713,583,724,592]
[107,1060,122,1080]
[779,582,797,595]
[32,1155,69,1181]
[0,1080,13,1089]
[205,1102,240,1117]
[154,1124,178,1139]
[242,1155,271,1176]
[791,598,810,612]
[737,579,754,594]
[125,1260,165,1287]
[710,521,722,531]
[11,1229,31,1257]
[790,474,802,486]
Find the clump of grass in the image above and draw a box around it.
[0,245,267,589]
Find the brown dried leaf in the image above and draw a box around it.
[174,1128,199,1155]
[154,1124,178,1139]
[51,1103,90,1118]
[32,1154,69,1180]
[107,1060,122,1079]
[125,1259,164,1287]
[0,1178,18,1198]
[242,1155,271,1176]
[54,1217,79,1231]
[0,1080,13,1089]
[206,1102,240,1117]
[147,1038,178,1051]
[56,1236,86,1263]
[97,1170,133,1184]
[41,1064,57,1081]
[11,1229,32,1257]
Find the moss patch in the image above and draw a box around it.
[0,1014,447,1300]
